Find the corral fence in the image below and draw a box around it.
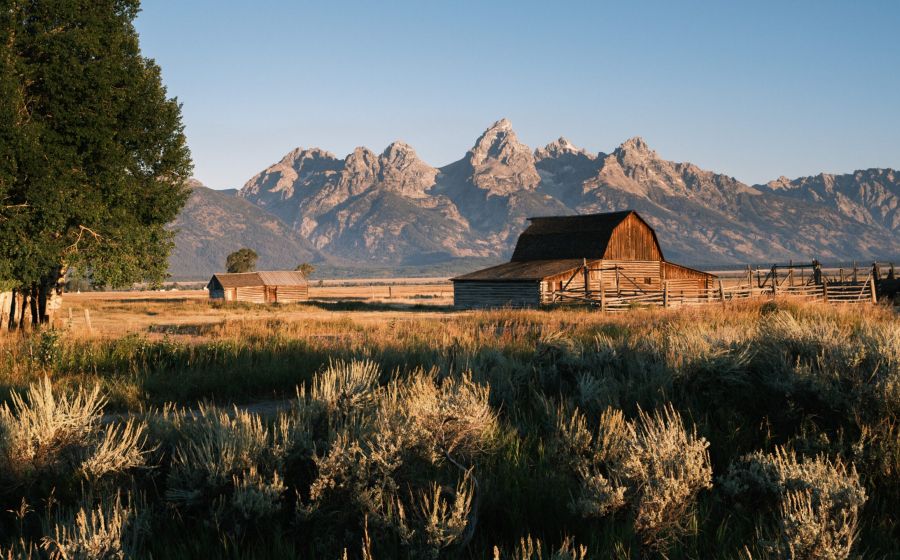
[549,260,895,311]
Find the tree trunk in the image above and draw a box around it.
[29,285,39,328]
[17,291,27,330]
[7,289,17,331]
[0,291,9,332]
[39,266,66,325]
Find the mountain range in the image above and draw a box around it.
[169,119,900,279]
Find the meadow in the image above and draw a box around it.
[0,293,897,559]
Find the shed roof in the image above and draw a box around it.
[510,210,663,261]
[452,259,588,282]
[210,271,307,289]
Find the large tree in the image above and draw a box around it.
[0,0,192,326]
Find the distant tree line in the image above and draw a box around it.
[0,0,192,329]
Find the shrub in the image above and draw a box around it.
[413,472,476,555]
[164,405,291,527]
[0,378,148,491]
[553,403,711,549]
[621,404,712,549]
[723,447,867,559]
[41,492,144,560]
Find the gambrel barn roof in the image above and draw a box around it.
[511,210,664,262]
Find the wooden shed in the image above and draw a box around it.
[452,210,716,309]
[207,271,308,304]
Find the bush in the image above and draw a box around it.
[41,492,145,560]
[0,378,148,493]
[553,403,712,550]
[164,405,291,525]
[621,404,712,549]
[723,447,867,559]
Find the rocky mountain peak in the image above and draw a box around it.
[378,141,438,197]
[616,136,653,156]
[765,176,795,190]
[277,147,340,170]
[469,118,528,166]
[466,118,540,194]
[381,140,419,164]
[339,147,381,196]
[534,137,595,161]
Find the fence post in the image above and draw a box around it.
[582,259,591,301]
[83,308,93,334]
[719,280,725,304]
[822,279,829,303]
[663,281,669,308]
[869,276,877,304]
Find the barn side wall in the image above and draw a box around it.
[274,285,309,303]
[603,214,663,261]
[454,281,541,309]
[662,262,716,292]
[542,260,664,294]
[235,286,266,304]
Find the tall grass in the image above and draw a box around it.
[0,300,897,557]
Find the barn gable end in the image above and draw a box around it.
[510,211,663,262]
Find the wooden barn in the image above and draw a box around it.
[207,271,308,304]
[452,210,716,309]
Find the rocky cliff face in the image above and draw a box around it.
[223,119,900,271]
[759,169,899,233]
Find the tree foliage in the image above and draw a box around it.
[295,262,316,278]
[0,0,192,293]
[226,248,258,274]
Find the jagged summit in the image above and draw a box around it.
[616,136,653,155]
[534,137,595,160]
[280,146,338,164]
[463,118,541,194]
[469,118,528,165]
[381,140,416,158]
[219,121,900,274]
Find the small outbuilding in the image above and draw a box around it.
[452,210,716,309]
[207,271,308,304]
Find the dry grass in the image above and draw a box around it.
[0,296,896,558]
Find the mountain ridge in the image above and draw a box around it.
[171,120,899,278]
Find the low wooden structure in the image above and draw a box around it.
[207,271,308,304]
[453,211,717,309]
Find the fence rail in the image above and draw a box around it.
[549,278,875,311]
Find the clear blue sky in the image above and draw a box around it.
[135,1,900,189]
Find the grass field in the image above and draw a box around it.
[0,289,897,559]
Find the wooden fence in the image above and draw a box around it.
[550,276,876,311]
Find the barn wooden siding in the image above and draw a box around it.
[453,281,541,309]
[662,262,715,292]
[601,213,663,261]
[541,260,664,294]
[236,286,267,304]
[207,271,309,304]
[270,285,308,303]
